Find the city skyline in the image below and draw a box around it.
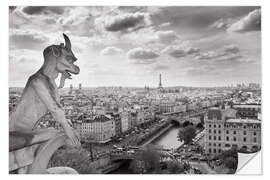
[9,73,261,88]
[9,6,261,87]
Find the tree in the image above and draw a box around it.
[84,134,96,161]
[182,121,190,127]
[178,125,196,144]
[224,157,237,170]
[129,144,161,173]
[217,148,238,161]
[196,122,204,129]
[166,161,185,174]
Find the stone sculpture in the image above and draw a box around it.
[9,34,80,173]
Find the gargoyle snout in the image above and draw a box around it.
[73,64,80,75]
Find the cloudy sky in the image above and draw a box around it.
[9,6,261,87]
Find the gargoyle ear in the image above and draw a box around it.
[51,46,61,57]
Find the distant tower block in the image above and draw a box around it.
[69,84,73,94]
[79,83,82,90]
[158,73,162,88]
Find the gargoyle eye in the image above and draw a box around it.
[66,56,74,63]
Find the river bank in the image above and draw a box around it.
[109,125,184,174]
[92,121,176,173]
[152,126,184,149]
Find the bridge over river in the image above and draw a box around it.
[110,148,175,161]
[110,109,208,161]
[165,109,207,126]
[106,108,209,173]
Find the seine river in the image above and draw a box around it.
[152,126,184,149]
[110,126,182,174]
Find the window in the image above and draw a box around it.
[226,130,229,134]
[213,143,216,146]
[226,136,229,141]
[213,149,216,153]
[214,130,216,134]
[209,136,212,140]
[209,148,212,153]
[218,149,221,153]
[243,137,246,142]
[218,143,221,147]
[254,137,257,143]
[243,125,246,129]
[233,131,236,135]
[214,136,216,140]
[209,143,211,146]
[218,136,221,141]
[214,125,216,128]
[254,132,257,136]
[253,125,257,129]
[233,137,236,141]
[243,131,246,135]
[218,125,221,128]
[218,130,221,134]
[209,129,211,133]
[209,124,211,128]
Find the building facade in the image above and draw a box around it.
[204,107,261,155]
[80,114,115,143]
[232,104,261,119]
[120,111,130,133]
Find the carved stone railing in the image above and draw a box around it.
[9,130,75,174]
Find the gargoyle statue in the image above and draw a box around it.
[9,33,80,147]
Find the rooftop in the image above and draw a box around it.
[222,108,237,119]
[233,104,261,108]
[226,118,261,124]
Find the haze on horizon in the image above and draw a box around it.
[9,6,261,88]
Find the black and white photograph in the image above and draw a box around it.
[8,5,261,174]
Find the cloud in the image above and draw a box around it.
[57,7,91,25]
[127,47,159,64]
[8,6,261,87]
[100,12,151,32]
[155,30,179,44]
[186,66,219,76]
[22,6,66,15]
[9,29,49,50]
[127,47,159,59]
[154,65,169,71]
[195,51,221,60]
[224,44,240,54]
[17,55,39,63]
[100,46,124,56]
[210,18,230,30]
[162,45,200,58]
[195,44,242,61]
[185,47,200,55]
[162,46,185,58]
[227,9,261,33]
[158,22,171,28]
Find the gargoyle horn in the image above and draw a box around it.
[63,33,71,50]
[58,34,72,89]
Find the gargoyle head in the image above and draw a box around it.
[43,34,80,88]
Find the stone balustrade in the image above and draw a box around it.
[9,129,76,174]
